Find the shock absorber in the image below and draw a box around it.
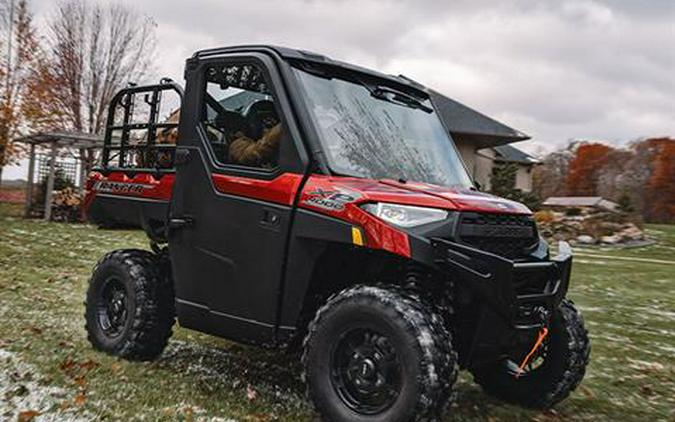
[403,264,455,319]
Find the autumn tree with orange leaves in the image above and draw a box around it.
[565,143,614,196]
[539,138,675,223]
[0,0,43,186]
[643,138,675,223]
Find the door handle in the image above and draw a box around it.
[169,216,194,230]
[260,209,281,228]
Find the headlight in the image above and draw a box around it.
[361,203,448,228]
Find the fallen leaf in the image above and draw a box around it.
[580,385,595,399]
[18,410,40,422]
[183,406,194,422]
[59,358,75,373]
[74,391,86,407]
[79,359,99,371]
[110,362,123,374]
[244,413,272,422]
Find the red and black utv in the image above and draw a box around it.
[83,45,589,422]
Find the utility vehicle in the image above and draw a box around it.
[83,45,590,421]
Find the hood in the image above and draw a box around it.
[378,179,532,214]
[311,177,532,215]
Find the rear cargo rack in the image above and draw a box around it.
[101,79,184,173]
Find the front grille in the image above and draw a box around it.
[457,212,538,260]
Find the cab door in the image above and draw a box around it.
[169,53,308,344]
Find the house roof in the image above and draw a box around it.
[13,131,103,149]
[543,196,619,211]
[493,144,539,165]
[429,90,530,148]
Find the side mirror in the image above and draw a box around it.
[473,180,482,191]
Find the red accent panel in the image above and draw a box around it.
[83,171,174,214]
[298,175,412,258]
[211,173,303,206]
[379,179,531,214]
[349,207,411,258]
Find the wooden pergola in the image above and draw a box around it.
[13,131,103,220]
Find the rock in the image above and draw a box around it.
[565,221,584,230]
[600,235,621,244]
[599,221,624,232]
[619,225,644,240]
[576,235,596,244]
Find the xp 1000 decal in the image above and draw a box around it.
[303,188,361,211]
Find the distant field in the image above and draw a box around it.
[0,202,673,421]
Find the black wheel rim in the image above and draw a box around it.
[330,327,402,415]
[96,276,128,338]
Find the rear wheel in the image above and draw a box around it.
[302,285,458,422]
[85,249,175,361]
[471,300,590,409]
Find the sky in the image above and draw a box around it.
[4,0,674,179]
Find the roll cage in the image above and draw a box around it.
[97,45,449,179]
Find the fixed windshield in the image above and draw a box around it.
[294,67,473,188]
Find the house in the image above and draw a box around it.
[430,91,538,192]
[542,196,620,212]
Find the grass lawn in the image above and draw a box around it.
[1,202,673,421]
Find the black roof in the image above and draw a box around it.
[193,44,424,93]
[194,45,530,147]
[493,144,539,165]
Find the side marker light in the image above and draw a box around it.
[351,227,364,246]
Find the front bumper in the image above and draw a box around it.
[431,238,573,367]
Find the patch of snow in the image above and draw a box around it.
[0,348,92,421]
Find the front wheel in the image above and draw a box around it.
[302,285,458,422]
[85,249,175,361]
[471,299,591,409]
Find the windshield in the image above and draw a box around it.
[294,67,473,188]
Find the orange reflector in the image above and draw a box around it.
[351,227,364,246]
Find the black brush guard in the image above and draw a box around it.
[431,238,573,368]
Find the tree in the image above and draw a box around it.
[532,142,574,200]
[617,192,634,213]
[536,138,674,223]
[490,162,541,210]
[595,148,632,200]
[0,0,40,186]
[31,0,156,135]
[644,138,675,223]
[565,142,614,196]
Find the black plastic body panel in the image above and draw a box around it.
[168,51,311,346]
[169,148,292,344]
[87,194,168,234]
[431,237,572,368]
[277,209,357,332]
